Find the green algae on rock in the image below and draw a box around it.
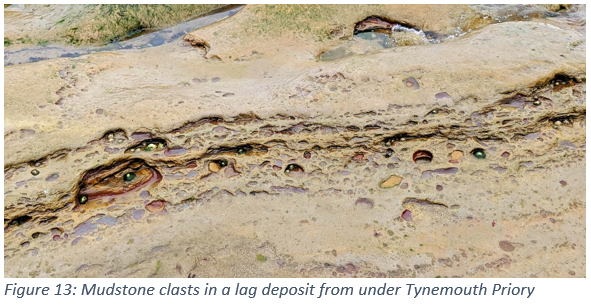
[4,4,228,47]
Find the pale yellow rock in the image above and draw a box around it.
[208,161,221,173]
[451,150,464,160]
[380,175,403,188]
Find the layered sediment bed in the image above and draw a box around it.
[3,5,586,277]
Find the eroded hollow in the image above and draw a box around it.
[284,164,305,177]
[204,144,268,157]
[74,159,162,212]
[5,215,32,229]
[548,73,581,92]
[353,16,414,35]
[125,138,168,153]
[412,150,433,163]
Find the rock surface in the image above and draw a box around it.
[3,4,586,278]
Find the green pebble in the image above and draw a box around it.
[79,195,88,204]
[123,172,136,182]
[145,143,157,151]
[472,149,486,159]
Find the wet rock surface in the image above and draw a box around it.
[3,4,586,278]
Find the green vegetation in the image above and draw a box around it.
[5,4,226,47]
[256,254,266,262]
[67,4,226,45]
[154,260,162,275]
[248,4,387,41]
[17,35,34,44]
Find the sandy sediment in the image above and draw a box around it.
[3,4,586,277]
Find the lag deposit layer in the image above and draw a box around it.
[3,4,586,277]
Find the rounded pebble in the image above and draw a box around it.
[498,241,515,252]
[145,143,157,151]
[79,195,88,204]
[385,148,393,158]
[450,150,463,160]
[123,172,136,182]
[471,148,486,159]
[46,173,60,182]
[380,174,402,188]
[208,161,221,173]
[401,209,412,221]
[403,77,419,89]
[145,200,167,213]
